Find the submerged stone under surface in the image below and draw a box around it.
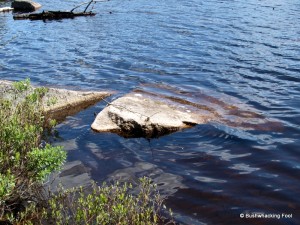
[92,84,283,138]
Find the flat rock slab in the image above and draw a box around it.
[91,92,208,138]
[43,88,111,123]
[11,0,41,12]
[0,80,112,123]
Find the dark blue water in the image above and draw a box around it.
[1,0,300,224]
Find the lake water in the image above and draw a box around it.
[1,0,300,224]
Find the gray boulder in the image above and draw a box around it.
[91,91,206,138]
[12,0,42,12]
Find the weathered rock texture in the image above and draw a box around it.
[43,88,111,123]
[11,0,41,12]
[0,80,111,123]
[91,91,208,138]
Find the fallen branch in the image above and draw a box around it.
[13,0,109,20]
[70,0,110,13]
[13,10,95,20]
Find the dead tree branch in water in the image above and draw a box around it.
[70,0,110,13]
[13,11,95,20]
[13,0,110,20]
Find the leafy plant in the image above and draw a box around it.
[0,79,66,223]
[12,78,30,92]
[44,177,174,225]
[0,79,174,224]
[0,173,15,201]
[47,96,58,106]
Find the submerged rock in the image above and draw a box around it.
[91,92,208,138]
[11,0,41,12]
[92,84,283,138]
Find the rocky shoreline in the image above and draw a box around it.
[1,79,282,139]
[0,80,112,123]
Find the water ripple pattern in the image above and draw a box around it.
[1,0,300,224]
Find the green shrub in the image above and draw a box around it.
[0,80,173,224]
[44,177,173,225]
[0,79,66,223]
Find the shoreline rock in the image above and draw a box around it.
[1,80,282,138]
[0,80,112,123]
[43,88,111,123]
[11,0,41,12]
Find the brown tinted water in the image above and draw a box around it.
[1,0,300,224]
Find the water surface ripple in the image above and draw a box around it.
[1,0,300,224]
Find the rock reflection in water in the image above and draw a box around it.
[107,162,187,197]
[48,160,92,192]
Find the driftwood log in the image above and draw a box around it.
[13,10,95,20]
[12,0,109,20]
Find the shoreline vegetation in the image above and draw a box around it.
[0,79,174,224]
